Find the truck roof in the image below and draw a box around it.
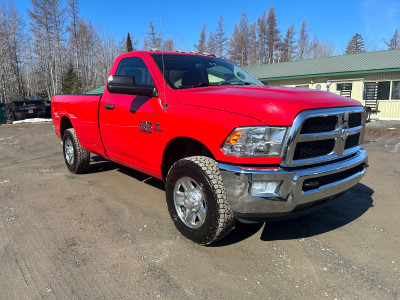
[126,50,218,57]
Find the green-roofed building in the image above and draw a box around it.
[245,49,400,119]
[85,86,105,94]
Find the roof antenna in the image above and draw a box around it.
[160,18,167,112]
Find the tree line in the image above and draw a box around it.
[1,0,399,103]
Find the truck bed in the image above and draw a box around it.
[52,94,106,157]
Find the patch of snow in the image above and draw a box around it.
[13,118,52,124]
[377,117,400,121]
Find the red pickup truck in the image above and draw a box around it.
[52,51,368,244]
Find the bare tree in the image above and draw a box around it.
[248,22,258,65]
[297,19,309,60]
[195,23,207,54]
[67,0,79,69]
[0,0,26,102]
[96,26,122,85]
[266,6,280,64]
[384,29,400,49]
[257,11,267,64]
[280,24,296,62]
[227,11,250,66]
[310,33,334,58]
[144,19,162,50]
[77,19,99,90]
[28,0,68,98]
[162,38,175,51]
[207,30,218,55]
[215,16,227,57]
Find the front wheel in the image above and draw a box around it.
[63,128,90,174]
[165,156,235,245]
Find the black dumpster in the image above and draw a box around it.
[0,103,6,124]
[12,100,47,121]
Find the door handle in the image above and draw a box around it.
[104,104,114,110]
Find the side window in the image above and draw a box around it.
[116,57,155,86]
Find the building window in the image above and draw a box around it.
[377,81,390,100]
[364,81,390,100]
[337,83,353,91]
[337,83,352,98]
[392,81,400,100]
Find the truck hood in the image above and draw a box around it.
[174,85,361,126]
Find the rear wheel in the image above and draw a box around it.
[63,128,90,174]
[166,156,235,245]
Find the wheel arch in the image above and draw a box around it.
[161,136,215,182]
[60,116,73,138]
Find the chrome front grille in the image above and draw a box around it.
[281,107,366,167]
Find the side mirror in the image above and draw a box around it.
[261,80,268,86]
[107,75,159,97]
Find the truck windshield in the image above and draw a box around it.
[151,54,262,89]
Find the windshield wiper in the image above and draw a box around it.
[217,81,256,86]
[230,81,256,86]
[179,82,211,89]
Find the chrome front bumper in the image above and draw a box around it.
[219,149,368,221]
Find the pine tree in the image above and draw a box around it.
[126,33,133,52]
[345,33,365,54]
[62,63,81,94]
[195,23,207,53]
[298,19,309,60]
[384,29,400,49]
[266,6,281,64]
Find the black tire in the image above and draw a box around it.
[166,156,235,245]
[38,111,46,118]
[366,107,371,122]
[63,128,90,174]
[14,112,24,121]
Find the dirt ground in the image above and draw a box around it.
[0,121,399,300]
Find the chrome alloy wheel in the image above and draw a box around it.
[64,138,74,165]
[173,176,206,229]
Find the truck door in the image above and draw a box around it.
[99,56,160,175]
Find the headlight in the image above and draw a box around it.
[221,126,288,157]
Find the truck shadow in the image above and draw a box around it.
[87,156,120,173]
[88,155,165,191]
[88,156,374,247]
[212,183,374,247]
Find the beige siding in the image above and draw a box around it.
[376,101,400,118]
[267,71,400,119]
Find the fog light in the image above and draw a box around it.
[250,181,280,195]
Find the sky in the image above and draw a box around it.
[13,0,400,54]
